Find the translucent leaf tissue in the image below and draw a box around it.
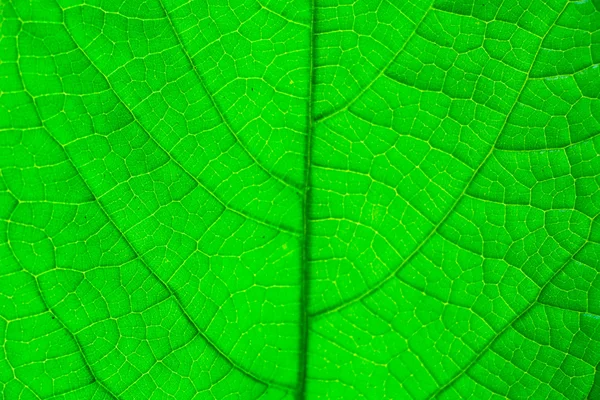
[1,0,600,399]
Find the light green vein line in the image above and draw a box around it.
[1,343,44,400]
[430,228,593,398]
[297,0,317,398]
[42,121,294,393]
[15,20,294,395]
[57,19,300,237]
[589,363,600,399]
[23,86,293,396]
[313,2,433,124]
[311,0,567,319]
[157,0,304,194]
[9,59,121,400]
[257,0,310,27]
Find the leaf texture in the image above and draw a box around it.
[1,0,600,399]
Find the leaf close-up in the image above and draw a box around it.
[1,0,600,398]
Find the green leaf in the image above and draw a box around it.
[1,0,600,398]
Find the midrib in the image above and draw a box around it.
[297,0,317,398]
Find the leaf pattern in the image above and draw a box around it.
[1,0,599,399]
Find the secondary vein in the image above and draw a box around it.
[310,0,569,320]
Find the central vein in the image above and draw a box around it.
[297,0,317,398]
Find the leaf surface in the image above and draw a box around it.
[1,0,600,398]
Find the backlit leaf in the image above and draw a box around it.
[1,0,600,398]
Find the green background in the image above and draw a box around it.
[1,0,600,398]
